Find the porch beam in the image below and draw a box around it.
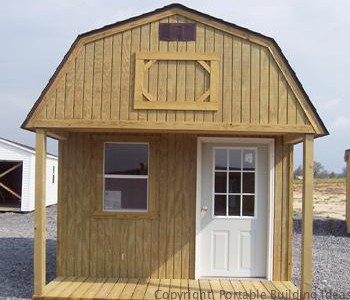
[301,134,314,297]
[34,129,47,295]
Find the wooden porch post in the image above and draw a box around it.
[301,134,314,297]
[34,130,47,295]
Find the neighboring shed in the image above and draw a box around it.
[22,4,328,300]
[0,137,58,211]
[345,149,350,233]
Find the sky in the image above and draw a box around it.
[0,0,349,172]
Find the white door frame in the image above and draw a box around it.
[195,137,275,279]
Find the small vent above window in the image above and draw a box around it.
[159,23,196,41]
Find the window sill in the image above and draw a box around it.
[92,211,159,220]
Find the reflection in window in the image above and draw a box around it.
[213,147,256,217]
[103,143,149,212]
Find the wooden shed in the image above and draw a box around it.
[345,149,350,233]
[0,137,57,211]
[22,4,328,300]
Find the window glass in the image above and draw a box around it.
[104,143,148,175]
[213,147,256,218]
[214,195,226,216]
[104,143,149,212]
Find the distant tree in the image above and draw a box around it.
[329,172,336,178]
[294,165,303,179]
[340,167,346,177]
[313,161,328,178]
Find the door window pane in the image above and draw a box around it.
[215,172,227,193]
[104,178,148,211]
[214,195,226,216]
[215,149,227,170]
[242,195,255,216]
[229,149,241,170]
[229,172,241,193]
[104,143,148,175]
[229,195,240,216]
[242,172,255,193]
[243,150,255,171]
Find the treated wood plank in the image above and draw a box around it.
[260,47,269,124]
[120,30,131,120]
[93,277,118,299]
[70,277,97,298]
[55,76,65,119]
[198,280,212,299]
[107,278,128,299]
[112,219,121,277]
[64,59,75,119]
[129,27,141,121]
[213,29,223,123]
[144,279,160,300]
[43,277,65,295]
[56,277,86,297]
[83,277,107,298]
[33,130,47,295]
[83,42,95,119]
[287,89,297,125]
[209,280,223,300]
[111,34,122,120]
[143,220,152,278]
[301,134,314,296]
[92,39,104,120]
[222,34,232,124]
[101,36,113,120]
[269,58,279,124]
[73,47,85,119]
[241,40,251,123]
[278,77,288,124]
[188,280,200,300]
[127,221,136,278]
[119,279,139,300]
[135,220,144,277]
[132,279,149,300]
[204,25,215,123]
[194,21,205,123]
[47,276,76,297]
[250,44,260,124]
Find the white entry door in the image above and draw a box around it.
[198,141,269,278]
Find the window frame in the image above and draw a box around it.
[212,146,258,219]
[103,141,150,213]
[92,135,159,219]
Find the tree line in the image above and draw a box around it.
[294,161,346,179]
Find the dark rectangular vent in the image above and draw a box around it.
[159,23,196,41]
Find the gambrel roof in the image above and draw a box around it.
[22,3,328,137]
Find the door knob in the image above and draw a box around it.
[201,205,208,212]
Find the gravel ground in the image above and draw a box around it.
[0,207,349,299]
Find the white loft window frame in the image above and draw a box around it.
[103,142,149,212]
[212,146,257,219]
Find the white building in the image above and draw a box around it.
[0,137,58,211]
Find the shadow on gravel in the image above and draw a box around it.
[294,218,349,237]
[0,238,56,299]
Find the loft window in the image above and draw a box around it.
[159,23,196,41]
[103,143,149,212]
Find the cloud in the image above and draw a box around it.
[331,116,350,130]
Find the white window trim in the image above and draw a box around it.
[102,142,150,213]
[195,137,275,280]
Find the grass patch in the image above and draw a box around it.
[294,177,345,185]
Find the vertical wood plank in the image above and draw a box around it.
[64,59,75,119]
[222,34,232,124]
[101,37,113,120]
[120,31,131,120]
[34,130,47,295]
[278,77,288,124]
[83,43,95,119]
[269,57,279,124]
[250,44,260,124]
[287,89,297,125]
[194,21,205,123]
[55,76,66,119]
[111,34,122,120]
[129,27,141,121]
[204,26,214,123]
[301,134,314,296]
[139,24,150,122]
[185,28,196,122]
[213,29,223,123]
[259,47,269,124]
[287,145,294,280]
[92,40,104,119]
[74,48,85,119]
[231,37,242,123]
[241,40,251,123]
[273,137,282,280]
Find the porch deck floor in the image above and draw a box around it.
[34,277,300,300]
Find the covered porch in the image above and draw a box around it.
[34,277,300,300]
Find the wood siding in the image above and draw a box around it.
[31,15,310,131]
[57,133,292,281]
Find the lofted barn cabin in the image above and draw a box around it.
[23,4,328,300]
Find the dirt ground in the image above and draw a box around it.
[293,178,346,220]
